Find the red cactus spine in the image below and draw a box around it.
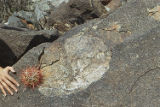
[20,66,43,89]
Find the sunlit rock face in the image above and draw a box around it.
[39,33,111,97]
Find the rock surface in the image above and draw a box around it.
[1,0,108,31]
[0,0,160,107]
[0,0,32,21]
[1,0,126,31]
[1,20,160,107]
[0,25,58,67]
[46,0,107,32]
[0,0,69,29]
[38,32,111,97]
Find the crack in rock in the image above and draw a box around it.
[38,34,112,97]
[129,67,160,94]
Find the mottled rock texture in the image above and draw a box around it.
[0,0,160,107]
[38,32,111,97]
[0,0,69,26]
[1,0,109,31]
[3,22,160,107]
[0,0,32,21]
[47,0,107,32]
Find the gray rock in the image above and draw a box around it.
[0,0,160,106]
[38,32,111,97]
[0,0,33,21]
[38,0,160,98]
[34,0,69,21]
[0,0,123,31]
[13,43,51,72]
[13,11,37,23]
[0,0,68,28]
[1,21,160,107]
[0,18,2,23]
[9,10,42,30]
[0,25,58,67]
[103,26,160,107]
[0,43,51,107]
[6,15,24,28]
[46,0,107,32]
[61,0,160,49]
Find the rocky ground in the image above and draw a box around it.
[0,0,160,107]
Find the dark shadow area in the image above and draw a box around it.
[101,0,112,5]
[0,32,59,67]
[0,39,17,67]
[25,34,59,52]
[18,34,59,61]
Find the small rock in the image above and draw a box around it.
[5,15,24,28]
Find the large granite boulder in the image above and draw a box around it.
[0,25,58,67]
[0,0,160,106]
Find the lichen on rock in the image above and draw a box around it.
[38,33,111,97]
